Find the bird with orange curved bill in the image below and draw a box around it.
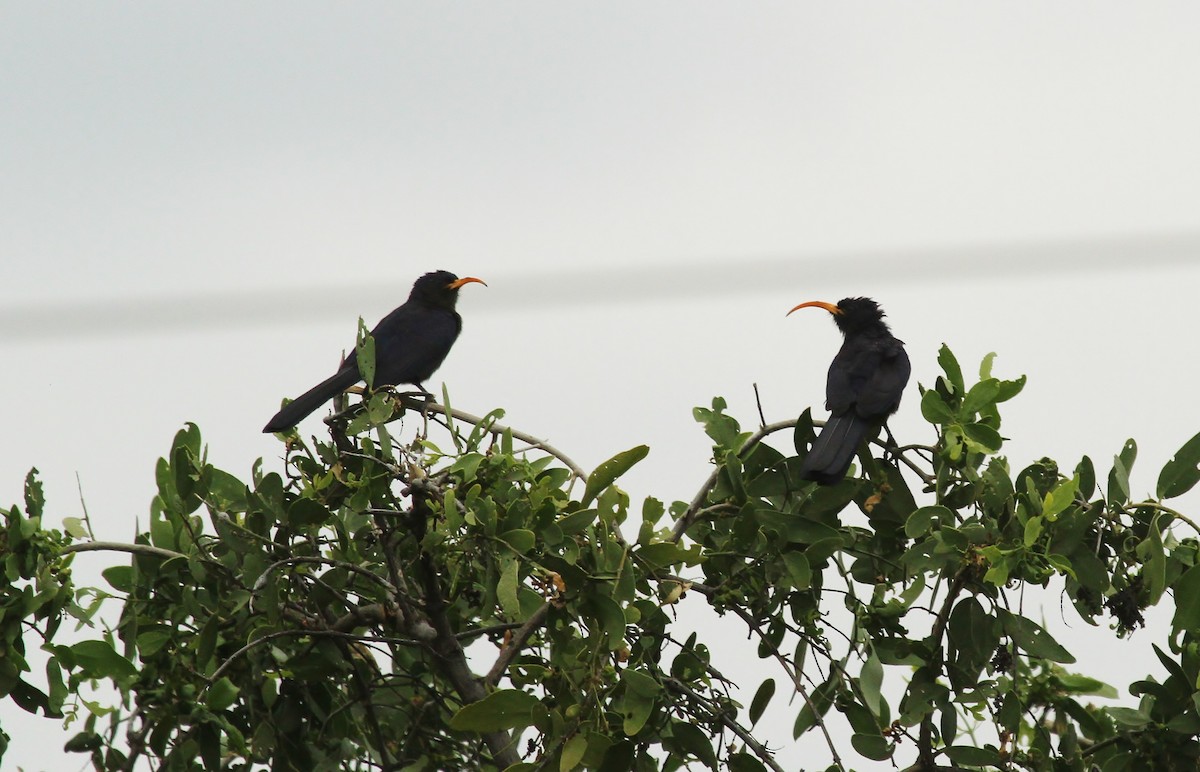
[264,270,486,433]
[787,297,910,485]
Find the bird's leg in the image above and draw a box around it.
[412,383,435,422]
[879,423,900,457]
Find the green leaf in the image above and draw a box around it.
[70,640,137,680]
[782,553,812,591]
[1042,476,1078,519]
[669,721,717,769]
[449,690,539,732]
[938,345,964,394]
[136,628,173,658]
[1108,439,1137,502]
[995,374,1026,403]
[1143,515,1167,605]
[794,673,838,738]
[355,319,376,389]
[557,508,598,536]
[859,653,884,718]
[961,379,1001,416]
[621,671,657,735]
[727,753,769,772]
[498,559,521,618]
[1076,455,1096,499]
[63,731,103,753]
[1106,706,1152,728]
[749,678,775,726]
[962,422,1002,453]
[286,497,329,528]
[905,505,950,538]
[582,445,650,507]
[1056,673,1117,698]
[998,610,1075,663]
[694,397,749,451]
[635,542,698,570]
[560,734,587,772]
[945,746,1004,765]
[591,595,627,649]
[499,529,535,555]
[1171,565,1200,633]
[205,677,240,712]
[850,733,892,761]
[1023,515,1043,547]
[1158,430,1200,499]
[920,390,955,424]
[62,517,88,539]
[102,566,133,593]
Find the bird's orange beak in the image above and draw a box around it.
[447,276,487,290]
[787,300,842,317]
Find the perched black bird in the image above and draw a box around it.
[263,270,485,433]
[788,297,911,485]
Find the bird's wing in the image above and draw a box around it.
[855,340,911,418]
[364,305,462,387]
[826,338,910,417]
[826,342,883,414]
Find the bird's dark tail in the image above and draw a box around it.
[263,368,359,433]
[799,413,872,485]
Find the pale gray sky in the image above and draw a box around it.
[3,4,1200,769]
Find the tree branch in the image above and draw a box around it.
[411,487,521,768]
[917,566,969,769]
[485,601,551,687]
[728,605,845,770]
[331,393,589,483]
[62,541,190,561]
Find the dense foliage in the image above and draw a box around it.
[5,345,1200,771]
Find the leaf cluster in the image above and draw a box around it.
[5,345,1200,771]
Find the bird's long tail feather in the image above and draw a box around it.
[799,413,871,485]
[263,367,360,433]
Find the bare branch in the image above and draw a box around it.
[485,601,551,687]
[62,541,190,561]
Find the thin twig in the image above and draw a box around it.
[1128,501,1200,537]
[330,394,589,483]
[729,605,845,770]
[74,472,97,540]
[253,556,399,595]
[673,420,797,541]
[207,628,428,686]
[665,677,786,772]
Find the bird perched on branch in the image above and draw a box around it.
[787,297,910,485]
[263,270,486,433]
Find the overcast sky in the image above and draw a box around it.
[4,5,1200,769]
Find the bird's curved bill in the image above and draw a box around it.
[447,276,487,289]
[786,300,842,317]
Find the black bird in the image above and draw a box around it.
[263,270,486,433]
[788,297,911,485]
